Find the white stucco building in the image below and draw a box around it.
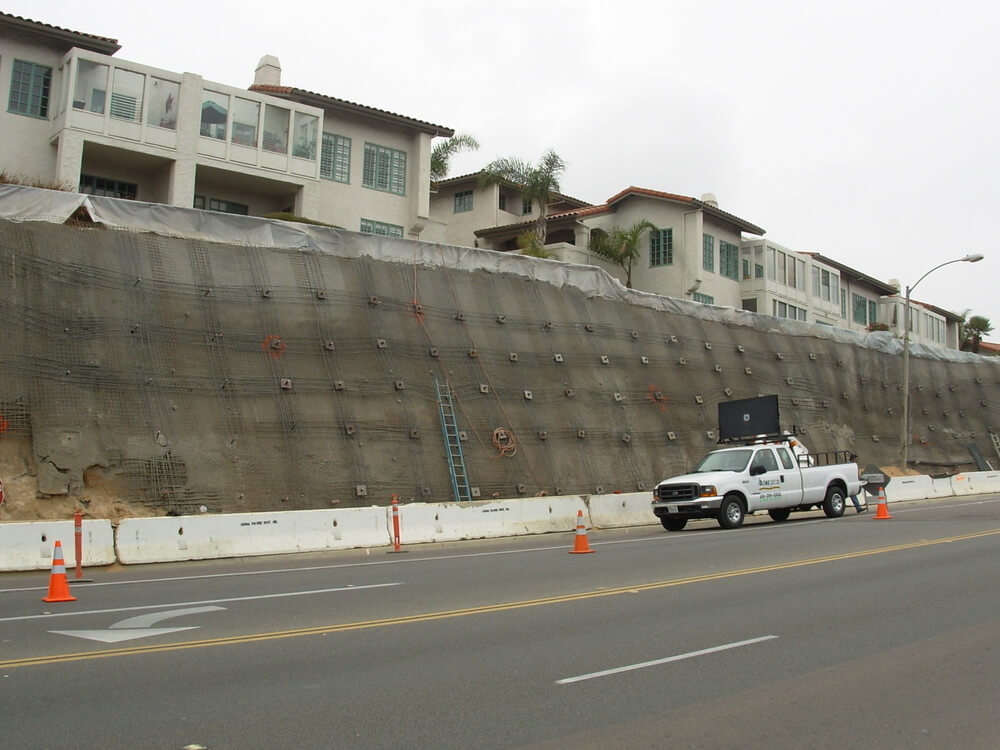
[0,12,452,238]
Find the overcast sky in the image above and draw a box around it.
[10,0,999,329]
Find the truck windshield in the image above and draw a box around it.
[693,449,752,473]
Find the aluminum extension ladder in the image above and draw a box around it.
[991,431,1000,464]
[436,380,472,502]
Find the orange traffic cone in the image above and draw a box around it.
[42,540,77,602]
[569,510,595,554]
[873,486,893,520]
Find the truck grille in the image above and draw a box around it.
[655,484,699,502]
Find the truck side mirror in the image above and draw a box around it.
[750,465,765,476]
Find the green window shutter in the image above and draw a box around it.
[650,228,673,267]
[321,133,351,183]
[9,60,52,118]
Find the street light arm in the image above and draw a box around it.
[907,253,985,296]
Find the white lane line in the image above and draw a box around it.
[555,635,779,685]
[0,582,401,623]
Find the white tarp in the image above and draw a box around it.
[0,184,993,366]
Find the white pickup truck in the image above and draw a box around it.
[651,438,862,530]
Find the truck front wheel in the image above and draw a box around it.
[661,517,687,531]
[823,486,846,518]
[718,495,746,529]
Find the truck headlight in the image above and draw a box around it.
[699,485,717,498]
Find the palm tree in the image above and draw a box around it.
[478,149,566,244]
[588,220,658,289]
[960,313,994,353]
[430,133,479,182]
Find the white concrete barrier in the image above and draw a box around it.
[116,507,389,564]
[950,471,1000,497]
[589,491,657,528]
[884,475,934,502]
[390,496,587,545]
[0,519,115,572]
[928,477,955,498]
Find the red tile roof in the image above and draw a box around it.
[250,84,452,137]
[0,12,120,54]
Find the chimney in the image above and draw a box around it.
[254,55,281,87]
[700,193,719,207]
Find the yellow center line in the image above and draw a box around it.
[5,527,999,669]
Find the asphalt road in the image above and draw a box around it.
[2,496,999,749]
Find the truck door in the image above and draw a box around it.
[774,446,804,505]
[748,448,785,510]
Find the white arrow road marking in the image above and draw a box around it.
[51,605,226,643]
[109,606,224,629]
[4,582,402,623]
[48,627,202,643]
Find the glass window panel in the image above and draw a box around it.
[292,112,318,159]
[73,60,108,114]
[200,91,229,139]
[9,59,52,118]
[146,77,179,129]
[796,259,805,290]
[766,247,776,280]
[231,98,260,146]
[109,68,144,122]
[263,105,289,153]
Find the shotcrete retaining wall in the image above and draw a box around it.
[0,188,997,517]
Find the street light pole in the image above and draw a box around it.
[900,253,984,470]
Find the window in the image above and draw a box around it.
[200,92,228,139]
[719,241,739,280]
[363,143,406,195]
[263,104,289,154]
[751,449,779,473]
[766,247,776,280]
[852,293,868,324]
[80,175,137,200]
[742,298,758,312]
[649,228,673,266]
[9,60,52,118]
[498,193,507,211]
[821,269,832,301]
[755,263,764,279]
[776,447,795,470]
[521,198,533,215]
[812,266,821,297]
[73,60,108,114]
[840,288,848,318]
[787,255,796,287]
[454,190,473,213]
[773,300,806,320]
[778,252,787,285]
[795,259,805,290]
[320,133,351,183]
[147,77,178,129]
[110,68,144,122]
[193,195,248,214]
[868,300,878,326]
[693,292,715,304]
[360,218,404,238]
[702,234,715,272]
[231,98,260,147]
[293,112,318,160]
[742,258,751,280]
